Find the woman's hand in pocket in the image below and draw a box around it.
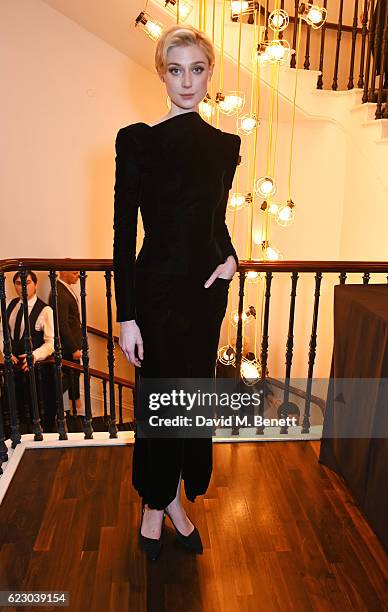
[204,255,237,288]
[119,320,143,367]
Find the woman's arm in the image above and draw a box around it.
[213,133,241,269]
[113,127,144,367]
[113,127,142,323]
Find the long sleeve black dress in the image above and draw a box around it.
[113,110,241,510]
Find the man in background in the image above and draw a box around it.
[0,270,55,433]
[50,270,83,415]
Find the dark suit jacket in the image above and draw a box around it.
[49,281,82,357]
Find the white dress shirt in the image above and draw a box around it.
[0,293,54,362]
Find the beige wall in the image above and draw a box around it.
[0,0,168,389]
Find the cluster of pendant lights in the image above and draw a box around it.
[135,1,326,383]
[135,2,326,244]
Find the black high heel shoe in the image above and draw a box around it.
[164,509,203,554]
[139,501,166,561]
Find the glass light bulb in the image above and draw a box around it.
[218,344,236,365]
[307,7,323,24]
[238,114,258,134]
[268,9,289,32]
[265,246,281,260]
[279,207,291,221]
[267,42,286,61]
[247,271,259,280]
[229,193,246,210]
[144,20,163,40]
[268,201,280,215]
[257,50,270,65]
[231,0,250,15]
[256,176,277,198]
[199,100,214,120]
[277,201,295,227]
[241,358,260,385]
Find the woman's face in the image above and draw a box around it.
[160,44,213,111]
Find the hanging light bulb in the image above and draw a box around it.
[255,176,277,198]
[228,192,247,211]
[231,305,256,327]
[216,91,245,115]
[276,200,296,227]
[161,0,193,21]
[241,355,261,386]
[253,230,264,246]
[218,344,236,366]
[261,240,282,261]
[199,93,215,120]
[260,200,280,215]
[268,9,289,32]
[135,12,164,41]
[298,3,327,29]
[246,270,261,283]
[237,113,259,134]
[257,43,271,65]
[266,40,291,63]
[230,1,257,17]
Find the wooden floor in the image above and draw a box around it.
[0,441,387,612]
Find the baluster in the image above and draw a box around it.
[369,0,385,102]
[290,0,300,69]
[69,369,77,415]
[36,363,45,430]
[279,0,285,40]
[20,269,43,441]
[348,0,359,89]
[363,271,371,284]
[317,0,328,89]
[376,0,388,118]
[302,272,323,434]
[79,270,93,438]
[104,270,117,438]
[304,21,311,69]
[48,270,67,439]
[0,369,8,472]
[339,271,347,284]
[235,270,247,382]
[255,271,273,436]
[0,272,20,448]
[259,271,272,381]
[358,0,369,88]
[332,0,344,90]
[279,272,299,435]
[363,0,376,102]
[102,379,107,420]
[118,384,123,425]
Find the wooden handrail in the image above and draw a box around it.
[55,358,134,389]
[238,260,388,273]
[2,258,388,275]
[87,325,119,344]
[0,358,134,389]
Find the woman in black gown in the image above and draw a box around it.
[113,24,241,560]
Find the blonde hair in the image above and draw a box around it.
[155,25,215,75]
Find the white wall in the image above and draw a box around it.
[0,0,165,389]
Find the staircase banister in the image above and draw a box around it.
[238,259,388,273]
[0,258,113,273]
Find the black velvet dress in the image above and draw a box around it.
[113,110,241,509]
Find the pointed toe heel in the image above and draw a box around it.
[139,501,165,561]
[165,510,203,554]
